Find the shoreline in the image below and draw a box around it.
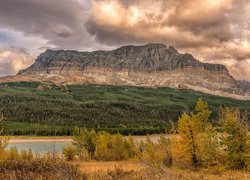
[9,139,72,143]
[6,134,169,143]
[7,136,73,143]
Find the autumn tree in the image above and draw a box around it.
[178,98,218,168]
[178,112,200,168]
[94,132,111,160]
[72,127,97,159]
[220,107,249,170]
[140,135,172,167]
[94,132,137,161]
[0,113,8,155]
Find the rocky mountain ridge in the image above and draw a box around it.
[19,43,228,74]
[2,43,250,100]
[236,80,250,90]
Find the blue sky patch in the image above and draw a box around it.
[0,31,13,44]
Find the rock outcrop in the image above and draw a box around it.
[9,43,249,100]
[236,80,250,90]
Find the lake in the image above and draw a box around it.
[6,135,166,154]
[7,141,71,154]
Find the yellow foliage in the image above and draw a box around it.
[178,98,218,168]
[219,107,249,170]
[140,136,172,167]
[62,145,76,161]
[94,132,137,161]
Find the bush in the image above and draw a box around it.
[0,159,86,180]
[72,128,138,161]
[140,135,172,167]
[62,145,77,161]
[72,127,97,159]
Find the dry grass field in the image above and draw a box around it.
[74,161,250,180]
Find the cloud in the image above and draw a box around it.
[0,0,249,80]
[86,0,250,80]
[205,58,250,81]
[86,0,235,47]
[0,0,100,50]
[228,61,250,80]
[0,47,33,76]
[0,28,49,57]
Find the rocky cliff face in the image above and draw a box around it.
[236,80,250,90]
[16,43,249,100]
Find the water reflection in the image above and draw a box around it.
[7,141,70,154]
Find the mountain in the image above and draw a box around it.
[2,43,249,100]
[236,80,250,90]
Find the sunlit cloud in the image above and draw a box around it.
[0,0,249,80]
[0,47,33,76]
[86,0,250,80]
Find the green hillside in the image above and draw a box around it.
[0,82,249,135]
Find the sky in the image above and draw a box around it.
[0,0,250,80]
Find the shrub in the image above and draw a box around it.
[0,159,87,180]
[94,132,137,161]
[62,145,77,161]
[72,128,138,161]
[72,127,97,159]
[140,135,172,167]
[20,149,33,161]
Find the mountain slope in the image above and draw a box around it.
[1,82,250,135]
[4,43,250,99]
[236,80,250,90]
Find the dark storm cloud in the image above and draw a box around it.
[0,0,98,50]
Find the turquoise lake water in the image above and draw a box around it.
[7,141,71,154]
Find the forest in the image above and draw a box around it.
[0,81,250,135]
